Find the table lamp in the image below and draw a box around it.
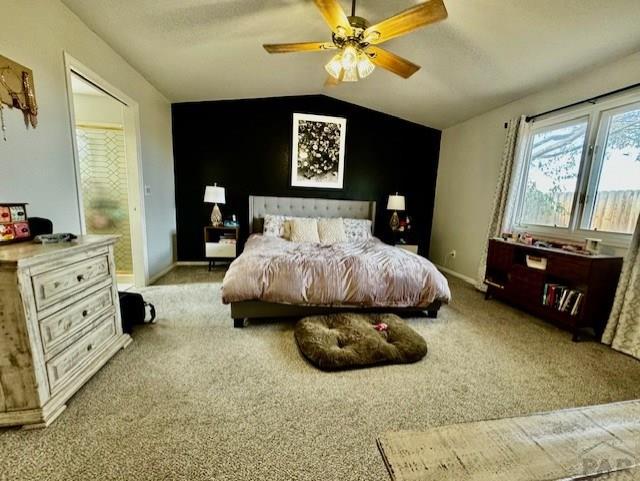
[387,193,405,231]
[204,183,225,226]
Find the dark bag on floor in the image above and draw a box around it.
[119,291,156,334]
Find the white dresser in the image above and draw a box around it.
[0,235,131,428]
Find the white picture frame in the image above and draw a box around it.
[291,113,347,189]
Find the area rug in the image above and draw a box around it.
[295,312,427,370]
[377,400,640,481]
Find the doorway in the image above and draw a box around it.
[64,54,148,288]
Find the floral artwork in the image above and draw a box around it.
[291,113,346,189]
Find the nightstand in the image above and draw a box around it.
[204,226,239,270]
[395,244,418,254]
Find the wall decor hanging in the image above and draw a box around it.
[291,113,346,189]
[0,54,38,140]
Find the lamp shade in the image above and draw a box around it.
[204,184,225,204]
[387,194,405,211]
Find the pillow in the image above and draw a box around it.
[317,218,346,244]
[343,218,372,242]
[289,218,320,243]
[263,214,287,237]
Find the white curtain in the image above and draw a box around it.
[602,214,640,360]
[475,115,529,291]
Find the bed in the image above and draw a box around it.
[222,196,451,327]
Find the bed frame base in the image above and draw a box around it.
[230,300,442,328]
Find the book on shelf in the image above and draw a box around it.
[542,283,583,316]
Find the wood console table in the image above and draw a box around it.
[484,238,623,341]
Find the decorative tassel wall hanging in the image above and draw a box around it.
[0,54,39,140]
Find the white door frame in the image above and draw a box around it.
[63,52,149,287]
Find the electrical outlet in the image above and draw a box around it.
[448,249,456,259]
[144,184,152,196]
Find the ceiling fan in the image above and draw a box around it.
[263,0,448,84]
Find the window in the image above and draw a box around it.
[582,102,640,234]
[520,118,587,228]
[516,93,640,242]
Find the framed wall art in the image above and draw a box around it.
[291,113,346,189]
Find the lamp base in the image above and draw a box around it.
[389,211,400,231]
[211,204,223,227]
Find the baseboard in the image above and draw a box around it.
[435,264,477,286]
[148,262,176,284]
[175,261,209,266]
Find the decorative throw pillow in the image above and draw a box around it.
[317,218,346,244]
[289,218,320,243]
[263,214,287,237]
[343,218,372,242]
[282,219,293,240]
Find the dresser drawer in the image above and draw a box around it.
[32,255,111,311]
[547,254,591,283]
[206,242,236,258]
[46,316,116,393]
[39,287,114,354]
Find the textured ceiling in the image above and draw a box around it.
[62,0,640,129]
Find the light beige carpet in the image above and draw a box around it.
[1,266,639,481]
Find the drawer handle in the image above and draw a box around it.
[77,274,85,282]
[82,310,89,317]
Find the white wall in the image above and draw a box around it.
[0,0,176,280]
[430,51,640,282]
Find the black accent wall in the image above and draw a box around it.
[171,95,441,261]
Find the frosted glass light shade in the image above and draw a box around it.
[204,184,225,204]
[387,194,405,211]
[342,65,358,82]
[357,54,375,79]
[325,54,342,79]
[341,45,358,70]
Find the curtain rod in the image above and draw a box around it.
[524,81,640,123]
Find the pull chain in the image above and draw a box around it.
[0,102,6,141]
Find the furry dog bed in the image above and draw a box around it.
[294,313,427,370]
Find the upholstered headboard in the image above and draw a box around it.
[249,195,376,233]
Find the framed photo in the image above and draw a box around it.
[291,113,347,189]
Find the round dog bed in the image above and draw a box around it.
[294,312,427,370]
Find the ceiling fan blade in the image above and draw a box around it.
[313,0,353,35]
[367,46,420,79]
[364,0,447,44]
[263,42,336,54]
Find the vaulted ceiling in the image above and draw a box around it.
[62,0,640,129]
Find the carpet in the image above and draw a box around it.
[1,266,639,481]
[377,400,640,481]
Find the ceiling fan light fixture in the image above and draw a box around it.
[325,54,343,79]
[341,45,358,70]
[264,0,448,82]
[357,53,375,79]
